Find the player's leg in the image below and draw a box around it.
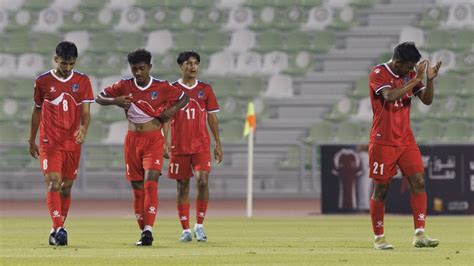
[169,154,193,241]
[60,149,81,224]
[368,143,398,250]
[192,152,211,242]
[399,144,439,248]
[131,180,145,231]
[60,179,73,224]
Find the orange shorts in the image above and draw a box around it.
[124,130,165,181]
[368,143,424,184]
[168,152,211,179]
[39,147,81,180]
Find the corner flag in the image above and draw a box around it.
[243,102,256,138]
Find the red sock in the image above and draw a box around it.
[177,203,190,230]
[47,192,63,229]
[60,194,71,223]
[410,192,427,230]
[196,200,208,224]
[143,181,158,228]
[133,189,145,230]
[370,198,385,235]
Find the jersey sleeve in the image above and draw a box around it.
[98,79,125,99]
[369,67,391,95]
[206,86,220,113]
[33,79,43,108]
[81,76,95,103]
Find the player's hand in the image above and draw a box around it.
[74,127,87,144]
[113,95,133,109]
[163,141,170,159]
[28,142,39,159]
[415,60,427,81]
[214,144,222,164]
[158,108,174,123]
[427,61,442,81]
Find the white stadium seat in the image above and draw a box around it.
[216,0,246,9]
[16,53,45,78]
[445,3,472,28]
[431,50,456,74]
[145,30,173,55]
[302,5,333,31]
[352,97,372,122]
[224,7,253,30]
[106,0,135,10]
[399,27,425,47]
[51,0,81,11]
[0,0,24,11]
[0,54,16,78]
[0,9,8,32]
[227,29,256,53]
[264,74,294,98]
[205,51,235,76]
[33,8,64,33]
[262,51,289,75]
[114,7,145,32]
[63,31,90,53]
[234,52,262,76]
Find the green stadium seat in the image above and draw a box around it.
[326,98,357,122]
[195,9,225,30]
[32,32,62,55]
[143,8,173,31]
[304,120,334,144]
[330,7,357,31]
[162,0,189,8]
[5,10,37,32]
[350,0,378,8]
[4,32,33,54]
[423,30,453,51]
[275,7,306,31]
[459,96,474,120]
[457,74,474,97]
[429,96,462,121]
[249,7,276,31]
[0,147,30,170]
[22,0,53,10]
[86,121,106,144]
[61,10,93,31]
[13,79,34,100]
[254,31,283,53]
[284,51,314,76]
[0,122,22,144]
[298,0,323,8]
[116,32,145,53]
[0,80,12,99]
[334,121,363,143]
[310,31,336,53]
[415,120,442,144]
[89,32,118,53]
[172,31,200,53]
[351,76,369,99]
[99,106,126,123]
[452,52,474,75]
[435,73,462,97]
[443,120,469,142]
[284,31,312,53]
[78,0,107,10]
[235,77,264,100]
[191,0,214,8]
[417,7,448,29]
[169,8,196,31]
[199,31,229,54]
[278,145,301,170]
[135,0,161,9]
[411,99,433,122]
[244,0,271,9]
[219,121,245,143]
[452,29,474,52]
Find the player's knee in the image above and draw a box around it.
[46,180,61,192]
[410,174,425,192]
[372,185,389,200]
[197,178,208,189]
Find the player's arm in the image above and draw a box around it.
[381,60,427,103]
[208,112,222,164]
[75,102,91,144]
[163,121,170,159]
[95,81,131,109]
[28,106,41,159]
[417,61,442,106]
[157,93,189,123]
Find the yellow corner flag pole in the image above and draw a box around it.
[243,102,256,218]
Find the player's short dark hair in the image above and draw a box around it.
[127,49,152,65]
[55,41,78,60]
[393,42,421,63]
[177,51,201,65]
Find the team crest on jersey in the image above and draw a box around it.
[402,76,410,84]
[198,90,204,98]
[71,83,80,92]
[151,91,158,100]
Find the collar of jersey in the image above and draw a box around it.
[383,61,399,78]
[50,69,74,82]
[133,76,153,91]
[178,79,198,90]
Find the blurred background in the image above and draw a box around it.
[0,0,472,212]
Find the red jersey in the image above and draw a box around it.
[34,70,94,151]
[99,77,185,123]
[169,79,219,155]
[369,63,425,146]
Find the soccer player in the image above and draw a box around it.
[28,41,95,246]
[95,49,189,246]
[163,51,222,242]
[368,42,442,250]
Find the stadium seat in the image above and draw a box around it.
[195,9,225,30]
[284,51,314,76]
[310,30,336,53]
[85,121,106,144]
[135,0,160,9]
[32,32,62,55]
[0,79,12,99]
[249,6,276,31]
[0,0,24,11]
[89,8,120,30]
[12,79,33,100]
[106,0,135,10]
[22,0,52,10]
[352,97,372,122]
[302,5,333,30]
[443,120,468,142]
[304,120,334,144]
[435,73,461,97]
[50,0,81,11]
[5,10,36,32]
[330,6,356,31]
[452,29,474,52]
[191,0,214,8]
[430,50,455,75]
[33,8,64,33]
[410,98,433,122]
[423,30,453,51]
[211,77,238,98]
[417,6,447,29]
[16,53,45,78]
[168,7,195,31]
[334,121,363,143]
[0,54,16,79]
[325,97,355,122]
[264,75,293,98]
[145,30,173,55]
[0,147,30,170]
[415,120,442,143]
[199,31,229,54]
[430,96,462,121]
[103,121,128,144]
[262,51,289,75]
[88,31,118,53]
[224,7,253,30]
[234,52,263,76]
[205,51,235,76]
[63,31,90,54]
[253,31,283,53]
[275,7,306,31]
[0,122,21,144]
[399,27,425,47]
[216,0,246,9]
[0,99,18,122]
[219,121,245,143]
[227,29,256,53]
[143,8,171,31]
[172,31,200,53]
[453,51,474,75]
[0,9,8,33]
[78,0,107,10]
[446,3,472,28]
[4,32,32,54]
[299,0,323,8]
[284,31,312,53]
[116,32,145,53]
[236,77,264,100]
[114,7,146,32]
[350,76,369,99]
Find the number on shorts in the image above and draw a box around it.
[62,99,68,111]
[372,162,384,175]
[126,164,130,175]
[185,108,195,119]
[170,163,180,174]
[43,159,48,170]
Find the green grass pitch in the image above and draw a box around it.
[1,216,472,265]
